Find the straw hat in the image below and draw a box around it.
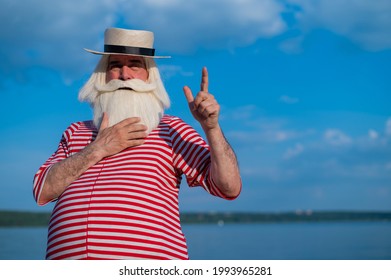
[84,28,170,58]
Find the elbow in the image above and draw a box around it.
[37,190,55,206]
[37,180,60,206]
[209,165,242,199]
[220,179,242,199]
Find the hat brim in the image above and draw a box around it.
[84,48,171,59]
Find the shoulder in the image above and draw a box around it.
[160,115,206,144]
[64,120,95,133]
[160,115,182,125]
[63,120,96,141]
[160,115,195,134]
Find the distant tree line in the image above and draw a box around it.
[1,210,391,227]
[0,211,51,227]
[179,211,391,224]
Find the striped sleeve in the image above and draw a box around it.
[169,117,233,200]
[32,124,75,206]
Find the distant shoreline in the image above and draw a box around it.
[1,210,391,227]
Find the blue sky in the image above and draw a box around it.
[0,0,390,213]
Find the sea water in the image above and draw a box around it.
[0,222,390,260]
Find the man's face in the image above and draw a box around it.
[106,54,148,83]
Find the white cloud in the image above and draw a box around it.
[228,128,302,145]
[279,95,299,104]
[368,129,379,140]
[284,143,304,160]
[0,0,118,81]
[385,118,391,137]
[220,104,260,123]
[158,64,194,79]
[121,0,287,53]
[323,129,352,146]
[278,36,304,54]
[222,106,315,146]
[287,0,391,51]
[0,0,288,82]
[2,0,390,84]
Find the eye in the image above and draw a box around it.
[127,59,146,69]
[109,63,121,71]
[129,63,143,69]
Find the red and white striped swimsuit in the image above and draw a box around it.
[33,115,229,259]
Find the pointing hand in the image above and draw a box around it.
[183,67,220,131]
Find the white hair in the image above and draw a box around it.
[79,55,170,108]
[78,55,171,132]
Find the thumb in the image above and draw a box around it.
[183,86,194,104]
[99,112,109,132]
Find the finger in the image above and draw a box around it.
[195,97,218,115]
[201,103,220,117]
[126,130,148,140]
[193,91,212,108]
[183,86,194,104]
[125,139,145,147]
[124,123,148,132]
[200,67,209,92]
[99,112,109,132]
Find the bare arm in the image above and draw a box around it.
[183,67,241,198]
[203,125,241,197]
[38,113,148,204]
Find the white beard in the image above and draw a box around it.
[92,79,165,134]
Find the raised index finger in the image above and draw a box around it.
[200,67,209,92]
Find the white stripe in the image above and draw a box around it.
[87,237,186,257]
[90,184,179,204]
[88,190,178,209]
[87,202,178,221]
[48,223,86,237]
[48,246,86,260]
[47,231,86,248]
[49,209,88,227]
[87,216,182,237]
[37,116,212,259]
[47,238,86,256]
[87,245,187,259]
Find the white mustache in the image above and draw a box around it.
[95,79,156,93]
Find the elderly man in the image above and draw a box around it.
[33,28,241,260]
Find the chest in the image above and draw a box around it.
[67,128,177,177]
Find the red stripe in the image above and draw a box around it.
[34,116,226,260]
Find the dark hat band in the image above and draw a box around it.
[104,44,156,56]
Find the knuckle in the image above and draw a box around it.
[138,132,148,138]
[139,124,148,131]
[126,118,137,124]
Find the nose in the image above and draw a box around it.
[119,66,134,81]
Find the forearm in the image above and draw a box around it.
[38,144,103,205]
[203,125,241,198]
[37,116,147,205]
